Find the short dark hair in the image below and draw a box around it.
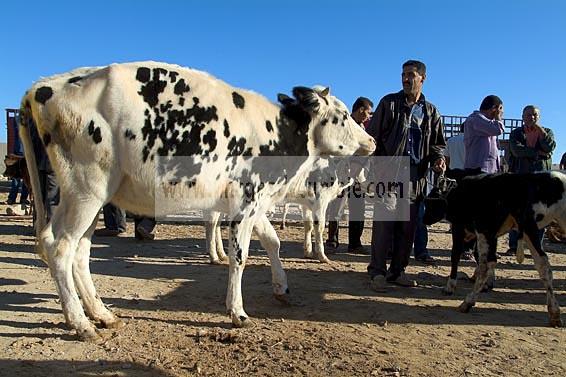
[480,95,503,111]
[402,60,426,75]
[352,97,373,113]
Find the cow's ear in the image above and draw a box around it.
[292,86,320,113]
[313,86,330,97]
[277,93,294,106]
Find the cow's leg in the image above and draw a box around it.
[42,198,105,341]
[73,214,124,329]
[523,226,562,327]
[302,206,314,259]
[280,203,289,230]
[444,223,465,295]
[206,211,225,264]
[312,204,331,263]
[484,260,496,292]
[215,217,227,262]
[226,218,255,328]
[459,233,497,313]
[253,215,289,301]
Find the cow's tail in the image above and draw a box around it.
[19,96,48,261]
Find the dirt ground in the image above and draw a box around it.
[0,188,565,377]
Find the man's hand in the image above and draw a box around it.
[432,158,446,173]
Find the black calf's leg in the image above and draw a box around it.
[523,224,562,327]
[459,233,497,313]
[444,224,465,295]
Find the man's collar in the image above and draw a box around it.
[398,90,426,105]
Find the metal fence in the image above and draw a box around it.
[441,115,522,140]
[441,115,522,171]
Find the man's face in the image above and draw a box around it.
[351,105,373,124]
[402,66,425,95]
[358,106,373,124]
[488,104,504,120]
[522,107,540,127]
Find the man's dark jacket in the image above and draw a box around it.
[508,126,555,173]
[366,90,446,187]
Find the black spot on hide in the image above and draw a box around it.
[224,119,230,138]
[265,120,274,133]
[232,92,245,109]
[125,129,136,140]
[87,120,102,144]
[137,67,168,107]
[174,79,190,95]
[68,76,83,84]
[35,86,53,104]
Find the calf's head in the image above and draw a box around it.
[279,87,375,157]
[423,187,449,225]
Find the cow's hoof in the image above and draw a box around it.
[458,302,474,313]
[549,315,563,328]
[318,256,331,264]
[210,259,222,265]
[76,327,103,343]
[274,291,291,306]
[101,318,125,329]
[218,255,228,262]
[232,315,255,329]
[481,284,494,293]
[442,288,454,296]
[303,252,315,260]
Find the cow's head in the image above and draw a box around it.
[278,87,375,157]
[423,175,457,225]
[423,187,448,225]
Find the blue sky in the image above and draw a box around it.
[1,0,564,162]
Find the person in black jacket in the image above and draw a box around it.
[366,60,446,291]
[506,105,556,254]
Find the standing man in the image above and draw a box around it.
[444,124,466,177]
[367,60,446,291]
[326,96,374,254]
[560,152,566,170]
[463,95,504,174]
[506,105,556,254]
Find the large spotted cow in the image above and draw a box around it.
[424,171,566,327]
[206,156,354,264]
[19,61,375,341]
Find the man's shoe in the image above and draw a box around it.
[503,248,516,256]
[415,254,437,265]
[94,228,122,237]
[369,275,387,292]
[136,225,155,241]
[325,239,339,249]
[387,272,417,287]
[347,245,369,255]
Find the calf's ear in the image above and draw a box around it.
[313,86,330,97]
[277,93,294,106]
[292,86,320,113]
